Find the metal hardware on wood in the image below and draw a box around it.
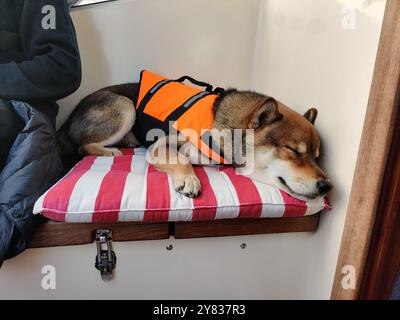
[95,229,116,282]
[166,244,173,251]
[240,243,247,249]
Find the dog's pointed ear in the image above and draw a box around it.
[304,108,318,125]
[247,98,283,129]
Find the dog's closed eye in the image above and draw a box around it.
[284,146,301,156]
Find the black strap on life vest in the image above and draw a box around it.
[175,75,214,92]
[175,76,225,95]
[175,75,225,95]
[164,91,212,123]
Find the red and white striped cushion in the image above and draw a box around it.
[33,148,330,223]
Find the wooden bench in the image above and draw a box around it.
[29,214,320,248]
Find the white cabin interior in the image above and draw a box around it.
[0,0,386,299]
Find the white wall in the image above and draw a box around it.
[0,0,385,299]
[251,0,386,298]
[56,0,259,127]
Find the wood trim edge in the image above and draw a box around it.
[29,214,321,248]
[331,0,400,300]
[359,102,400,299]
[28,221,170,248]
[174,215,320,239]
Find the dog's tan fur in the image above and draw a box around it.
[58,84,332,200]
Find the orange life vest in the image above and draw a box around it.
[133,70,227,164]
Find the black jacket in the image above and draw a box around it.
[0,0,81,123]
[0,101,64,264]
[0,0,81,264]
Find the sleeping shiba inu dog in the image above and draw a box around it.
[58,71,332,200]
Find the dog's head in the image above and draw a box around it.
[214,90,332,200]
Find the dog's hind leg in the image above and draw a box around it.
[79,117,136,157]
[72,94,136,157]
[79,120,134,156]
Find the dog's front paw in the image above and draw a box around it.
[174,173,201,198]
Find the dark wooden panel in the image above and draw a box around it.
[332,0,400,300]
[359,99,400,300]
[174,214,320,239]
[29,221,170,248]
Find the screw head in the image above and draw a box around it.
[240,243,247,249]
[166,244,173,251]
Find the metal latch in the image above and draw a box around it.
[95,229,116,282]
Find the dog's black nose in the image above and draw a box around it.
[317,180,333,195]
